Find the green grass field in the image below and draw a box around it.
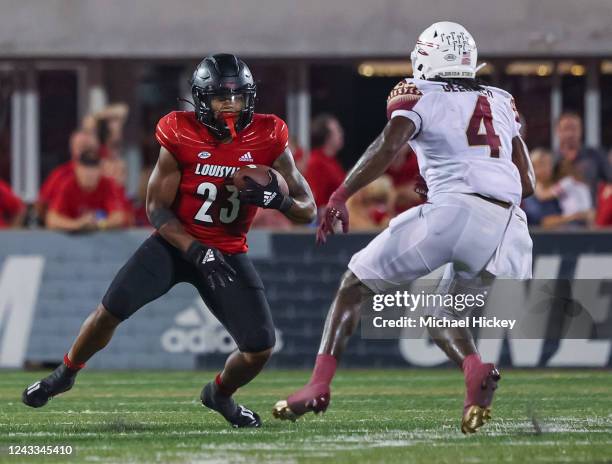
[1,369,611,464]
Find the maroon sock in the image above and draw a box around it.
[63,354,85,373]
[308,354,337,386]
[462,353,482,373]
[215,373,237,397]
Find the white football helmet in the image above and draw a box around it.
[411,21,478,80]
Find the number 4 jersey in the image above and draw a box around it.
[387,78,523,205]
[156,111,288,254]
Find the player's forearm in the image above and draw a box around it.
[343,118,415,196]
[147,148,198,253]
[343,135,399,195]
[283,195,316,224]
[147,206,196,253]
[270,149,317,224]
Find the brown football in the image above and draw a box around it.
[233,164,289,195]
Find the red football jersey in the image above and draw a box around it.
[155,111,289,254]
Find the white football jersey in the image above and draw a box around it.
[387,78,523,205]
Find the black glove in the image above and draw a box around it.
[185,241,237,291]
[239,171,294,212]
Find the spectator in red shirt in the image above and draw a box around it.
[595,183,612,227]
[386,145,419,187]
[386,145,426,214]
[37,130,99,221]
[304,114,345,211]
[46,150,126,231]
[0,179,26,228]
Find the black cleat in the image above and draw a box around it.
[22,365,77,408]
[201,382,261,428]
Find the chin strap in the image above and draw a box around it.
[221,114,238,139]
[475,62,487,73]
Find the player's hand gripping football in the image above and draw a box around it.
[185,241,237,291]
[316,185,350,244]
[239,171,292,211]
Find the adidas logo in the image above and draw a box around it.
[263,191,277,206]
[26,381,41,395]
[239,152,254,162]
[160,297,284,354]
[202,249,215,264]
[238,405,256,421]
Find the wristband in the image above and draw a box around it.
[329,184,351,203]
[185,241,205,264]
[150,207,177,230]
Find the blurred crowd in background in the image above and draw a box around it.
[0,104,611,232]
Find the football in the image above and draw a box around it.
[233,164,289,195]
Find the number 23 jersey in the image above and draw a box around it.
[156,111,288,254]
[387,78,523,205]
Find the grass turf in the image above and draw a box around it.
[1,369,611,463]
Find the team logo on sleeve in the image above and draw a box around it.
[387,81,423,115]
[387,81,423,103]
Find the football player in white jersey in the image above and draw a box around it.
[274,21,535,434]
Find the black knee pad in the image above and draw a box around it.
[237,326,276,354]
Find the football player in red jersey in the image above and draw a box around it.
[22,54,316,428]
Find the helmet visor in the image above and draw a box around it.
[210,93,246,114]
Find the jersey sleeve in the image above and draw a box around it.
[272,115,289,159]
[386,80,424,139]
[155,112,180,153]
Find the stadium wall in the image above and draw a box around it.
[1,0,612,57]
[0,230,611,370]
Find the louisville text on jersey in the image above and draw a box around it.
[195,163,239,178]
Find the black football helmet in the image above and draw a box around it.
[191,54,256,139]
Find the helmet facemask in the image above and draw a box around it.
[192,86,256,140]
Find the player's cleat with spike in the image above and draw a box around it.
[201,382,261,428]
[272,382,330,421]
[461,363,500,434]
[22,364,77,408]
